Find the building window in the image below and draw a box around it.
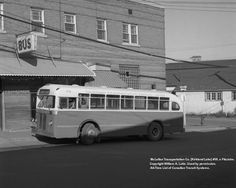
[119,64,140,89]
[205,92,222,101]
[0,3,4,32]
[64,13,76,33]
[97,19,107,41]
[30,8,45,33]
[122,23,138,45]
[232,91,236,101]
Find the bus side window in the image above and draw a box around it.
[69,98,76,109]
[148,97,159,110]
[59,97,68,109]
[90,94,105,109]
[172,102,180,111]
[59,97,76,109]
[135,96,146,110]
[107,95,120,109]
[121,95,133,109]
[160,97,169,110]
[78,94,89,109]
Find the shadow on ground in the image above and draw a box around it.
[35,133,183,146]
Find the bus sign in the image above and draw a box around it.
[16,33,37,54]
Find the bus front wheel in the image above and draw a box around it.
[80,123,99,145]
[147,122,163,141]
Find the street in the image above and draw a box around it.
[0,130,236,188]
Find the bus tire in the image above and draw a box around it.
[80,123,99,145]
[147,122,163,141]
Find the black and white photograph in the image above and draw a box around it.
[0,0,235,187]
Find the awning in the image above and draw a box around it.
[85,70,127,88]
[0,57,95,77]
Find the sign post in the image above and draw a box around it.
[179,85,187,127]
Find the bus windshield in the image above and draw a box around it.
[37,95,55,108]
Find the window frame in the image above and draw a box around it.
[37,95,55,109]
[97,18,107,42]
[106,95,120,110]
[205,92,223,101]
[59,97,77,109]
[121,95,134,110]
[64,13,77,34]
[122,23,139,45]
[135,96,146,110]
[90,94,105,109]
[172,102,180,111]
[147,97,159,110]
[78,93,90,109]
[30,8,45,34]
[159,97,170,111]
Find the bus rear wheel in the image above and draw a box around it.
[80,123,99,145]
[147,122,163,141]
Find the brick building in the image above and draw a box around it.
[0,0,165,130]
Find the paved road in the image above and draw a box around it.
[0,130,236,188]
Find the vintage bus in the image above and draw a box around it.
[32,84,184,144]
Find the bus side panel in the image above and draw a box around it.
[162,112,184,134]
[53,111,81,138]
[53,111,184,138]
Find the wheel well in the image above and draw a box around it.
[151,120,163,128]
[79,120,101,134]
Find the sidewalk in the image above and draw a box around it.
[186,116,236,132]
[0,129,48,152]
[0,116,236,152]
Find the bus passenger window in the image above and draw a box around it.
[121,96,133,109]
[59,97,76,109]
[90,94,105,109]
[107,95,120,109]
[148,97,159,110]
[172,102,180,111]
[59,97,68,109]
[135,96,146,110]
[78,94,89,109]
[69,98,76,109]
[160,97,169,110]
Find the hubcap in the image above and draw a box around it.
[152,128,158,136]
[88,129,96,136]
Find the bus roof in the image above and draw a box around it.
[38,84,177,98]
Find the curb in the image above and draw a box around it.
[0,143,49,152]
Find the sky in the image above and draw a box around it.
[133,0,236,62]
